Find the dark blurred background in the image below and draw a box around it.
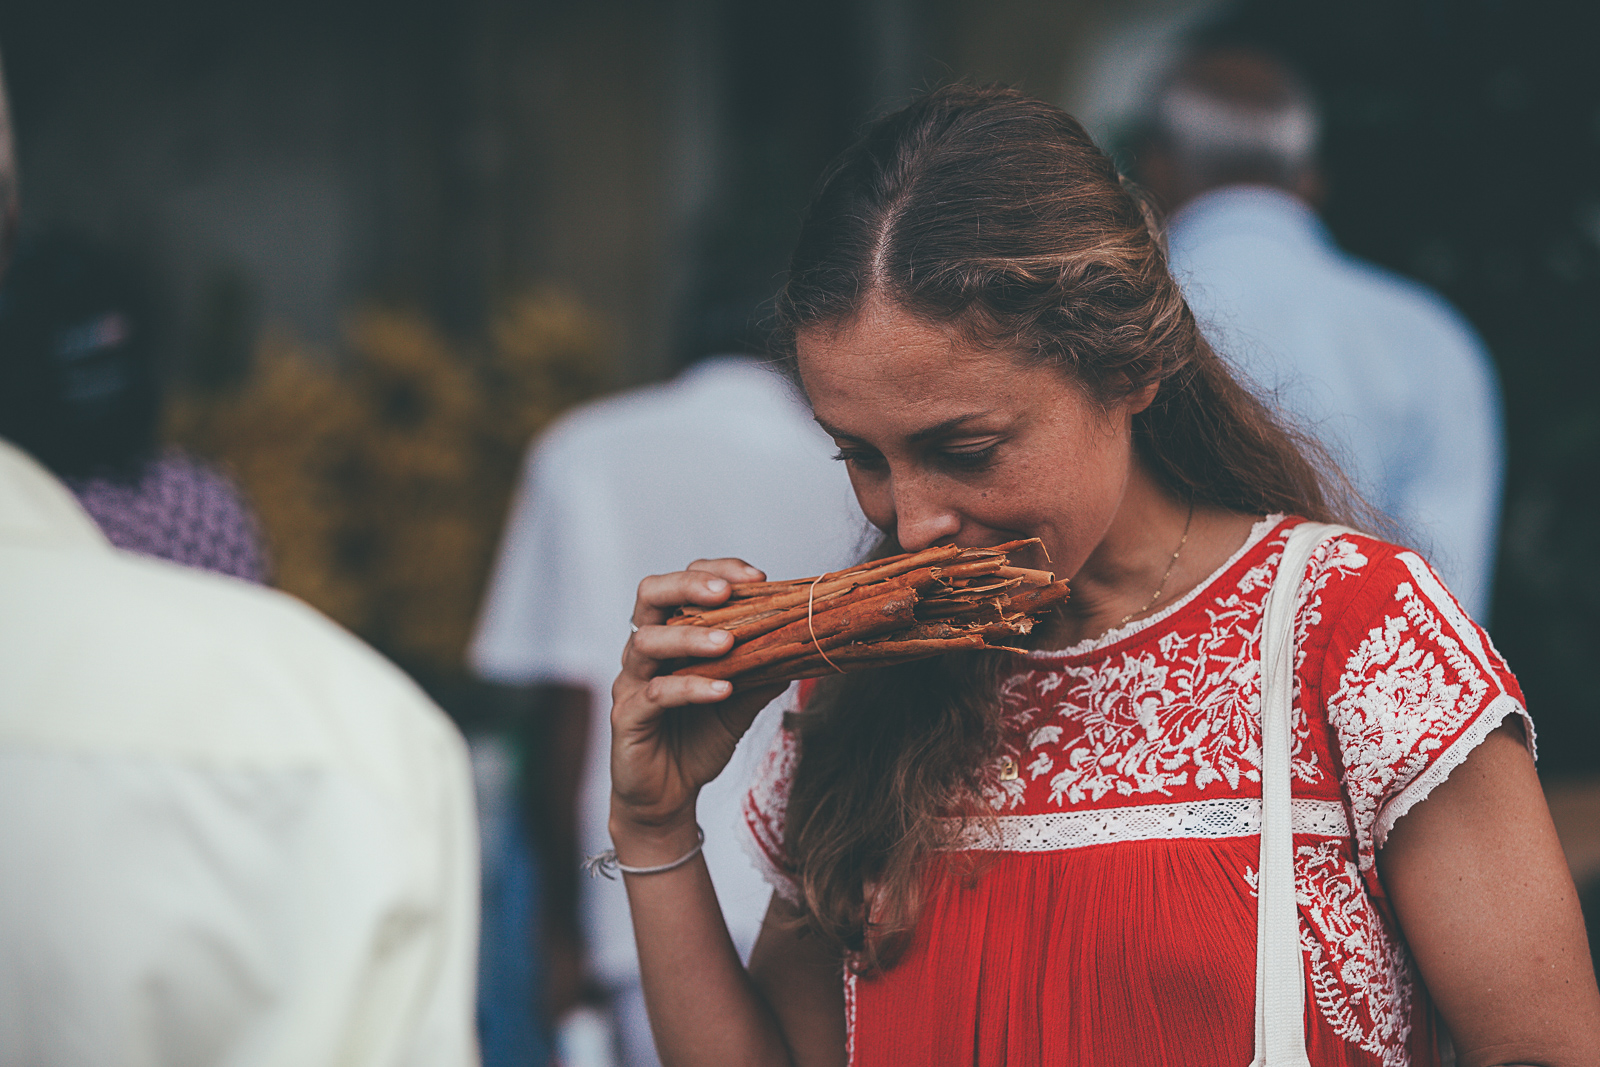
[4,0,1598,1039]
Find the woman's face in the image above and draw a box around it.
[796,294,1145,579]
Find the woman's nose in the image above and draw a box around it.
[890,474,961,551]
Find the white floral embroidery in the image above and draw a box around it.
[1326,577,1490,869]
[1297,843,1414,1065]
[982,673,1043,810]
[985,766,1028,809]
[747,527,1519,1067]
[1292,536,1370,781]
[1027,724,1063,748]
[995,528,1345,810]
[1293,536,1370,662]
[1243,843,1414,1064]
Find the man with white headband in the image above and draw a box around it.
[1138,44,1504,621]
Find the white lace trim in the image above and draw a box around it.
[1030,514,1286,659]
[1372,692,1532,853]
[1394,551,1537,762]
[940,796,1351,852]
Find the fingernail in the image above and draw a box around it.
[709,629,732,645]
[707,578,728,593]
[711,680,731,694]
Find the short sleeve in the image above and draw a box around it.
[1314,541,1533,871]
[740,687,804,904]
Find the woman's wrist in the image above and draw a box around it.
[608,802,702,868]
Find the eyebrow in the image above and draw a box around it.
[814,411,996,444]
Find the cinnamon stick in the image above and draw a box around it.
[731,635,998,689]
[663,539,1066,689]
[1003,580,1072,616]
[672,585,918,681]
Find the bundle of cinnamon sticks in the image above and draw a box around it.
[667,539,1070,690]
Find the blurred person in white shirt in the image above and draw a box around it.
[0,50,480,1067]
[1137,43,1505,620]
[471,290,867,1065]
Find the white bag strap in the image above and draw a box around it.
[1250,521,1353,1067]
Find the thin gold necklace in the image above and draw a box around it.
[1115,503,1194,628]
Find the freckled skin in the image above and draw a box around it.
[797,293,1254,647]
[799,298,1133,570]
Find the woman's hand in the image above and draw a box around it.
[609,558,786,857]
[610,562,824,1067]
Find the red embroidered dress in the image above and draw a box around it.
[741,517,1531,1067]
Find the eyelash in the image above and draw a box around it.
[831,444,1000,473]
[936,445,999,471]
[832,448,885,471]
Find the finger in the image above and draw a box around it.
[639,673,734,710]
[610,677,727,749]
[684,558,766,583]
[621,623,733,678]
[632,570,737,627]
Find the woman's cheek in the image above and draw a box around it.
[847,470,896,531]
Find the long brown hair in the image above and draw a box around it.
[773,84,1360,969]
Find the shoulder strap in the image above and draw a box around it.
[1250,521,1354,1067]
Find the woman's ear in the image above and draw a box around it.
[1128,379,1161,415]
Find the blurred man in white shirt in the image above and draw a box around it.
[0,51,480,1067]
[1138,44,1505,619]
[0,440,481,1067]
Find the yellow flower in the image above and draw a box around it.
[167,290,612,676]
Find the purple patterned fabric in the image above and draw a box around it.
[65,449,270,583]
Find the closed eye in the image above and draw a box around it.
[933,444,1000,472]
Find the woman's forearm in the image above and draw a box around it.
[615,816,794,1067]
[608,562,824,1065]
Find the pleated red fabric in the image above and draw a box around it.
[849,840,1391,1066]
[744,517,1529,1066]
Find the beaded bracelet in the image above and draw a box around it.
[582,825,706,880]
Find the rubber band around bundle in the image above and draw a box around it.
[806,572,844,673]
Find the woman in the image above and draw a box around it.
[0,234,269,582]
[607,85,1600,1066]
